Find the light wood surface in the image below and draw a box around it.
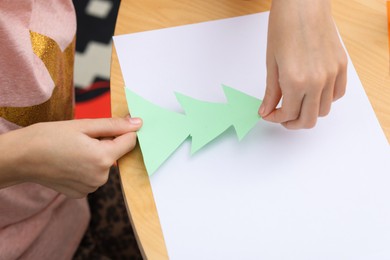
[110,1,390,258]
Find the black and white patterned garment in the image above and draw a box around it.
[73,0,118,104]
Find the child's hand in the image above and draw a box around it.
[259,0,347,129]
[0,117,142,198]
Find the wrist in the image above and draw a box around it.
[271,0,332,12]
[0,129,31,188]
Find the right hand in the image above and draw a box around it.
[259,0,347,129]
[0,117,142,198]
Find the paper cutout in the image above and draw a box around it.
[125,89,189,175]
[175,93,233,154]
[125,85,262,175]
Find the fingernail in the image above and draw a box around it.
[129,117,142,125]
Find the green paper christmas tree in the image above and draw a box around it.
[125,85,262,175]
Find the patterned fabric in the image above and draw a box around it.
[0,0,76,111]
[0,31,75,127]
[74,166,142,260]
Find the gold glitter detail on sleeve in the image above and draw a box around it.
[0,31,75,127]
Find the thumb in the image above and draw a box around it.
[259,60,282,117]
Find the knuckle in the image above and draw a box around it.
[310,70,328,83]
[87,184,101,194]
[319,108,330,117]
[284,67,340,91]
[276,107,301,125]
[312,67,338,85]
[263,111,280,123]
[280,73,319,93]
[89,150,114,170]
[319,104,331,117]
[334,86,346,101]
[90,186,100,194]
[96,172,110,187]
[340,87,347,98]
[106,117,118,130]
[282,122,294,130]
[127,133,138,148]
[87,173,109,192]
[338,52,348,69]
[286,117,317,130]
[282,121,299,130]
[105,117,128,133]
[280,72,306,89]
[303,118,317,129]
[98,156,115,170]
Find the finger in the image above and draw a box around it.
[283,93,321,129]
[77,117,142,138]
[101,131,138,160]
[333,62,347,101]
[260,57,282,117]
[262,90,304,124]
[318,82,334,117]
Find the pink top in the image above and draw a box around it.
[0,1,89,259]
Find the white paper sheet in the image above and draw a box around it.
[114,12,390,260]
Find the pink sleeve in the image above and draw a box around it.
[0,1,42,107]
[0,0,76,107]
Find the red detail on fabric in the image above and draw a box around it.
[76,81,110,94]
[75,89,111,119]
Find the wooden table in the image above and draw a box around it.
[110,1,390,258]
